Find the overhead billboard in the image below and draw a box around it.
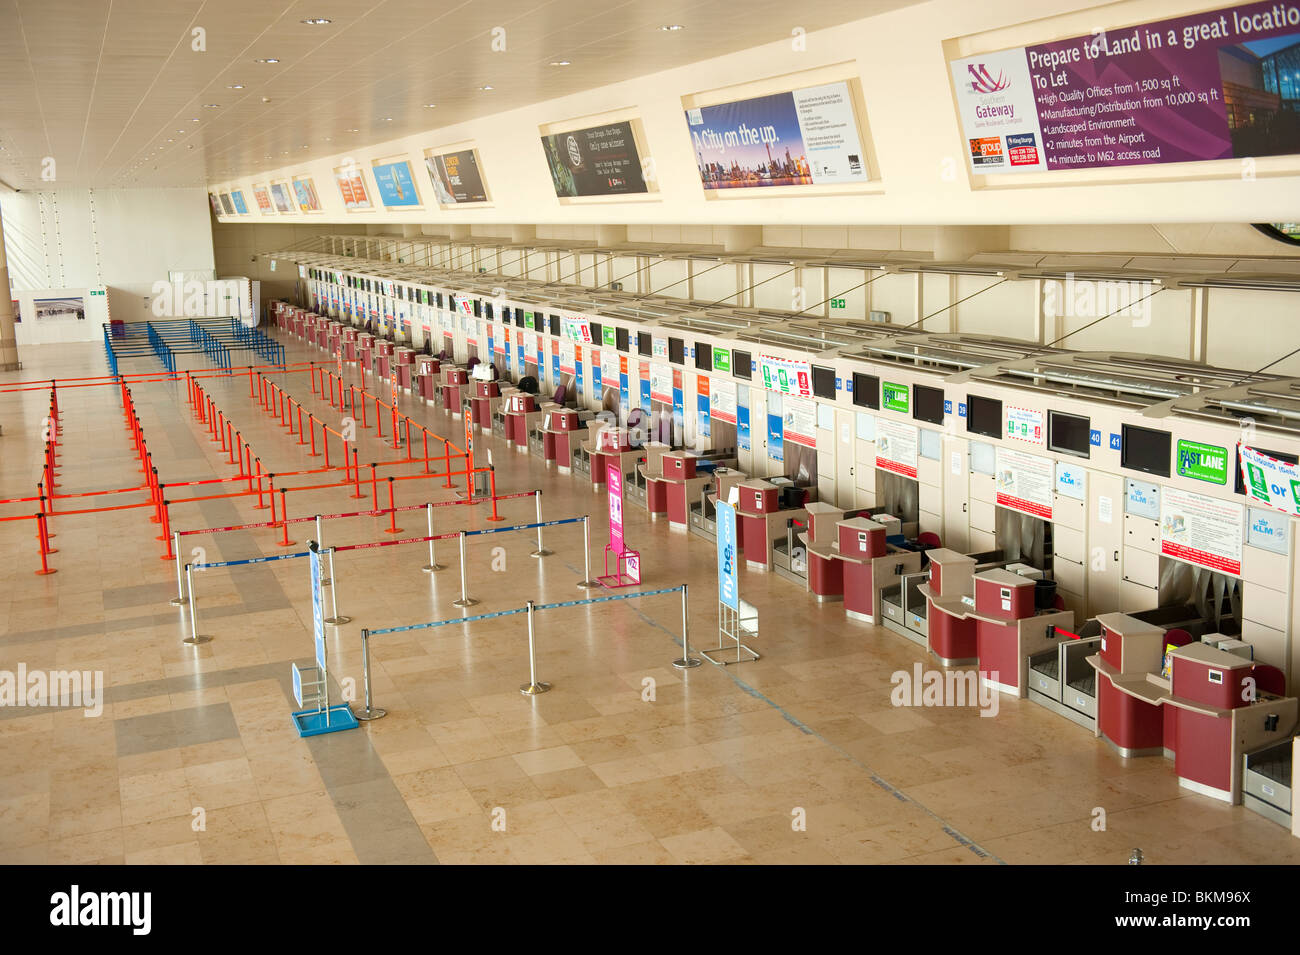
[425,148,489,204]
[252,184,274,213]
[230,190,249,215]
[371,159,422,207]
[292,177,322,212]
[950,1,1300,176]
[540,120,648,197]
[270,182,294,213]
[333,165,372,210]
[685,81,869,189]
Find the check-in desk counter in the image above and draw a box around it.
[442,368,468,417]
[797,503,846,601]
[491,387,518,436]
[469,380,501,432]
[503,393,538,450]
[341,327,357,361]
[917,550,979,665]
[1167,644,1297,804]
[691,468,748,541]
[570,420,605,477]
[415,356,440,402]
[357,332,375,372]
[394,347,415,391]
[1088,613,1170,757]
[542,409,582,472]
[630,443,670,513]
[1028,620,1102,731]
[966,569,1074,697]
[736,481,804,572]
[375,339,395,380]
[833,518,923,626]
[585,428,638,491]
[656,451,713,530]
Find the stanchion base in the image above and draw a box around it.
[183,635,213,645]
[519,682,552,696]
[530,549,553,558]
[383,528,404,534]
[324,616,352,626]
[577,580,600,589]
[486,516,506,522]
[421,564,445,573]
[170,597,189,607]
[278,540,298,547]
[672,657,703,669]
[159,553,175,561]
[34,568,58,576]
[352,705,387,721]
[453,598,480,608]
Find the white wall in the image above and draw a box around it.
[1,187,215,324]
[207,0,1300,228]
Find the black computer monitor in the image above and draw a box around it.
[966,394,1003,439]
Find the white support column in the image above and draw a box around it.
[913,271,925,331]
[1190,285,1209,363]
[1032,278,1046,345]
[0,201,19,371]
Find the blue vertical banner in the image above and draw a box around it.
[672,385,684,438]
[592,362,602,397]
[697,391,711,439]
[767,413,784,463]
[716,501,739,611]
[575,356,584,399]
[516,342,524,372]
[738,405,751,452]
[640,379,651,415]
[620,372,630,418]
[309,547,326,672]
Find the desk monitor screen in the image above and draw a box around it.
[1121,424,1171,478]
[852,372,880,409]
[616,327,630,352]
[912,384,945,425]
[637,334,652,357]
[588,320,602,343]
[668,337,685,365]
[695,341,711,371]
[966,394,1002,439]
[732,349,753,380]
[1049,410,1091,458]
[548,314,560,337]
[812,365,836,400]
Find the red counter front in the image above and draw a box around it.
[928,602,977,664]
[1097,676,1165,756]
[808,550,844,598]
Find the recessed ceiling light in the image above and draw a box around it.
[383,117,393,121]
[254,57,280,64]
[550,60,571,66]
[202,103,221,108]
[659,24,685,31]
[166,139,174,143]
[479,85,494,91]
[347,128,359,132]
[300,17,331,25]
[191,118,200,122]
[423,103,437,108]
[227,84,244,89]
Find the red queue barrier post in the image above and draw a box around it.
[310,362,317,395]
[422,430,430,474]
[309,414,318,456]
[385,478,401,534]
[323,424,332,469]
[442,441,452,489]
[159,502,174,560]
[278,489,295,547]
[297,406,306,444]
[155,484,168,540]
[351,450,363,499]
[370,465,379,510]
[254,462,267,510]
[35,513,56,575]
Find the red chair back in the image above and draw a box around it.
[917,531,941,548]
[1163,628,1194,648]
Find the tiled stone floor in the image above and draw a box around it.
[2,335,1298,865]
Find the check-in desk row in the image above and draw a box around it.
[1086,613,1298,806]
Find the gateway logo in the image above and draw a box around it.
[967,63,1010,93]
[50,886,151,935]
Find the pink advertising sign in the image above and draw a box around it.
[607,462,625,553]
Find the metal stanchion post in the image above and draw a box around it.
[353,628,386,721]
[519,600,551,696]
[315,516,331,585]
[170,533,187,606]
[324,548,350,625]
[673,584,701,669]
[453,531,477,607]
[577,515,599,589]
[182,564,212,645]
[421,503,443,572]
[530,490,551,558]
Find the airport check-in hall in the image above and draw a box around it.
[4,0,1300,910]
